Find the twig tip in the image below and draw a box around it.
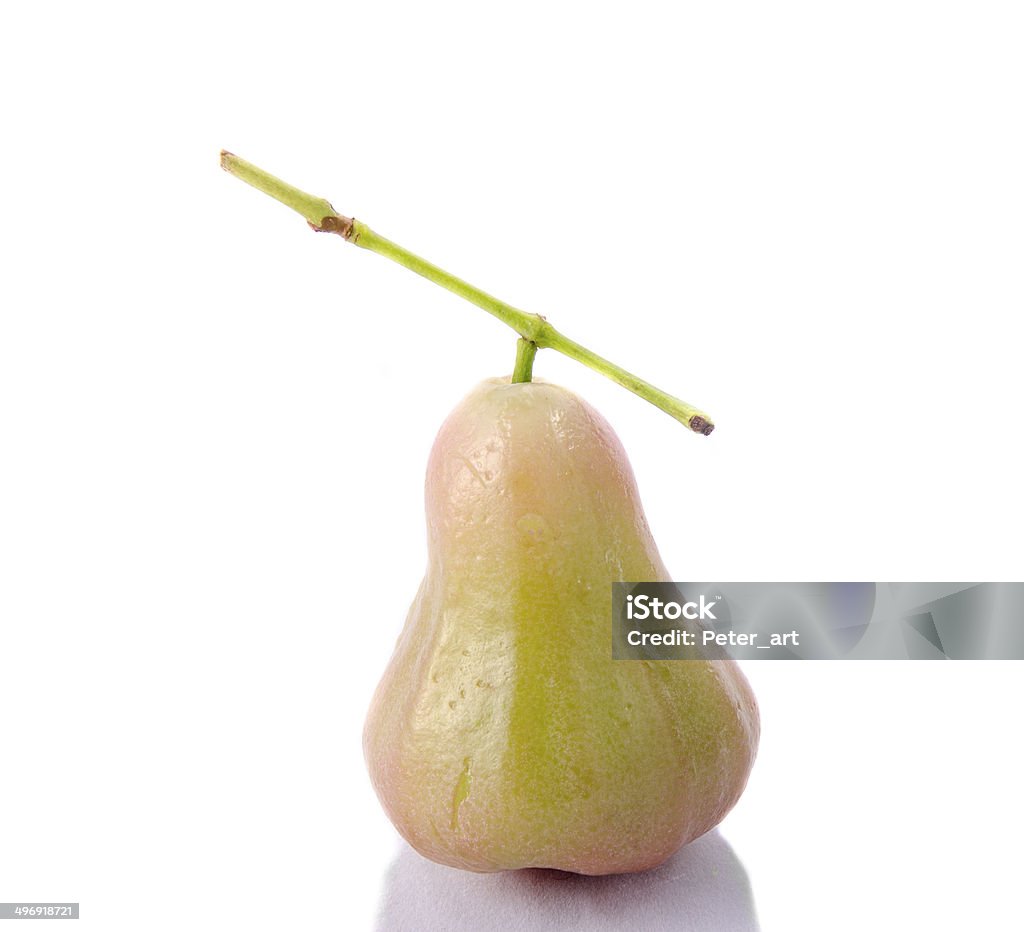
[689,415,715,436]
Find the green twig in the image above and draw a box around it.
[220,151,715,435]
[511,339,537,384]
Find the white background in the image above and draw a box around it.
[1,2,1022,930]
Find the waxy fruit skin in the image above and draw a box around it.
[364,379,759,875]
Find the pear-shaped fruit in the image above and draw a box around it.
[364,378,759,875]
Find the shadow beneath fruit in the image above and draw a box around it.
[375,830,759,931]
